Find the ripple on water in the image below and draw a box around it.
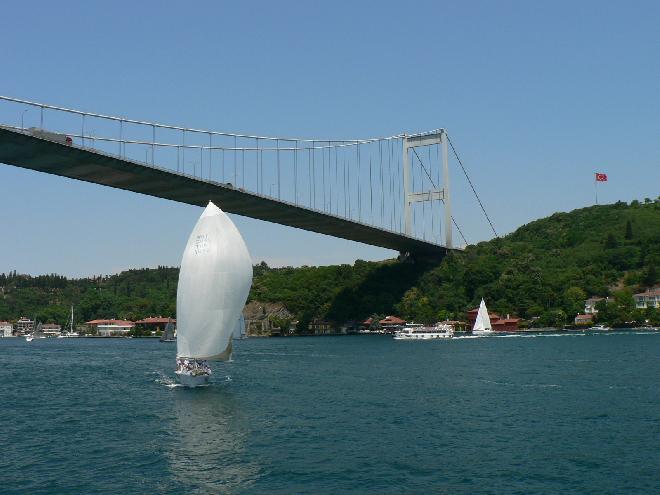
[0,334,658,494]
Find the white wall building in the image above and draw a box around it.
[584,297,610,314]
[86,319,135,336]
[634,288,660,309]
[41,324,62,336]
[0,321,13,337]
[15,317,34,335]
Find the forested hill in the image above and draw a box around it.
[0,199,658,328]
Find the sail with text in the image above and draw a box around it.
[176,201,253,361]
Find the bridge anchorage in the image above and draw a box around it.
[0,96,496,260]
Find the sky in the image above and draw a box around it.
[1,1,659,277]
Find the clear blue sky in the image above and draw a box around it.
[2,1,658,277]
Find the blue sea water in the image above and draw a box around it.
[1,332,658,494]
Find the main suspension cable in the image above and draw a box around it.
[445,133,498,238]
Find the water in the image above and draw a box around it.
[1,332,658,494]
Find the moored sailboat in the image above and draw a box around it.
[175,201,253,387]
[58,305,79,338]
[472,298,493,336]
[160,318,176,342]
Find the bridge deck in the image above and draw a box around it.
[0,127,447,256]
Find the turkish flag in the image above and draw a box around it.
[595,173,608,182]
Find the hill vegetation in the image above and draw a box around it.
[0,199,658,329]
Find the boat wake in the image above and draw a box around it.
[152,371,233,388]
[152,371,183,388]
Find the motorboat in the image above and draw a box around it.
[393,322,454,340]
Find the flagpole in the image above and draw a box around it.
[594,172,598,205]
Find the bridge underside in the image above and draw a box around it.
[0,127,447,258]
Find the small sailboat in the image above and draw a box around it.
[58,305,79,338]
[33,321,46,339]
[175,201,253,387]
[472,298,493,336]
[160,318,176,342]
[233,314,247,340]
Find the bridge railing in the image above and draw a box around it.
[0,95,455,247]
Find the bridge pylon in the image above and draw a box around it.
[402,129,452,249]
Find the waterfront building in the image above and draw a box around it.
[86,319,135,336]
[574,314,594,325]
[41,324,61,337]
[633,287,660,309]
[0,321,13,337]
[308,319,334,334]
[379,315,406,333]
[492,316,521,331]
[135,317,175,333]
[15,317,34,335]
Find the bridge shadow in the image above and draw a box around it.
[325,257,439,324]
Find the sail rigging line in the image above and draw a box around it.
[446,133,498,238]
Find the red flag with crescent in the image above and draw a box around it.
[595,173,607,182]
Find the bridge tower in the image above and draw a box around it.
[402,129,452,249]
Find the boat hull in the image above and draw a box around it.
[393,333,452,340]
[176,371,210,388]
[472,330,494,336]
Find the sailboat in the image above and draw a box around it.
[31,321,46,340]
[233,314,247,340]
[472,298,493,336]
[160,318,176,342]
[58,305,79,338]
[175,201,253,387]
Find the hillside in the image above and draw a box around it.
[0,199,658,328]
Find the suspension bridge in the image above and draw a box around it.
[0,96,496,258]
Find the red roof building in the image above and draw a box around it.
[491,318,521,332]
[574,314,594,325]
[379,315,406,326]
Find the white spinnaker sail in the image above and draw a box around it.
[176,202,253,361]
[473,298,492,332]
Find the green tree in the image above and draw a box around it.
[643,264,658,286]
[605,233,618,249]
[563,286,587,316]
[625,220,633,240]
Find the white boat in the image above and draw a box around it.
[393,322,454,340]
[472,299,493,336]
[589,324,611,331]
[25,334,34,342]
[58,305,79,338]
[175,201,253,388]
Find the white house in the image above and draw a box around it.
[0,321,13,337]
[634,288,660,309]
[86,319,135,336]
[584,296,610,314]
[14,317,34,335]
[41,324,62,337]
